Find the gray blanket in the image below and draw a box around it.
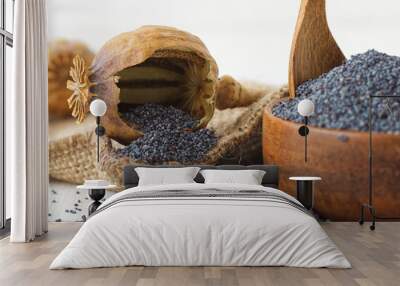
[91,189,310,218]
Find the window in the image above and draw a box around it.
[0,0,14,235]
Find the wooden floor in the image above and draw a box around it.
[0,222,399,286]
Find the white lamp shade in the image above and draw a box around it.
[90,99,107,117]
[297,99,315,117]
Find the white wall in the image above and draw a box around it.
[48,0,400,85]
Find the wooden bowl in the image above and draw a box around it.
[263,106,400,220]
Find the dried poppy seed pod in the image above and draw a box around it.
[67,25,219,145]
[216,75,274,109]
[48,40,94,118]
[67,55,94,123]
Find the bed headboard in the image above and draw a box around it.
[123,165,279,189]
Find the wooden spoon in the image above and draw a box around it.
[288,0,346,98]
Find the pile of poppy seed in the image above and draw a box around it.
[273,50,400,133]
[117,104,217,163]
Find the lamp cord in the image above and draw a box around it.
[96,116,100,163]
[305,116,308,162]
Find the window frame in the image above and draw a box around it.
[0,0,14,235]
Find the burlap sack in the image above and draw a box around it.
[49,84,288,187]
[98,86,288,186]
[49,117,104,184]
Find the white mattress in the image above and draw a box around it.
[50,183,350,269]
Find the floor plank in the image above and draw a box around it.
[0,222,399,286]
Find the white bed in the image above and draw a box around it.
[50,183,350,269]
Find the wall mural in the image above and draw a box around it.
[48,1,400,223]
[47,25,286,222]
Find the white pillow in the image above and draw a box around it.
[200,169,266,185]
[135,167,200,186]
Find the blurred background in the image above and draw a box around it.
[45,0,400,222]
[48,0,400,85]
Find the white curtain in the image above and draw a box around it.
[8,0,48,242]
